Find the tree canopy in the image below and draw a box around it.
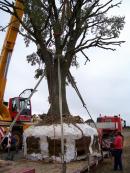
[0,0,125,116]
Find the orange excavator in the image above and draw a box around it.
[0,0,32,147]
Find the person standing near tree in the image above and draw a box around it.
[1,131,16,160]
[7,132,17,160]
[113,131,124,171]
[1,131,8,152]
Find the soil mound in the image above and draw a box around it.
[37,114,84,125]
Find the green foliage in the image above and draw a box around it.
[24,0,47,30]
[21,1,125,71]
[0,0,125,114]
[93,15,125,38]
[0,0,125,78]
[27,52,45,78]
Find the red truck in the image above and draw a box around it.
[97,114,124,151]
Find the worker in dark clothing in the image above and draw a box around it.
[7,133,17,160]
[1,132,16,160]
[113,131,124,171]
[1,132,8,152]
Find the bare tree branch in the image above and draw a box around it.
[81,50,90,64]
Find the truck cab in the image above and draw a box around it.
[97,115,122,131]
[8,97,32,122]
[96,115,123,151]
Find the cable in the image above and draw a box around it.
[67,71,98,131]
[67,71,111,157]
[58,56,66,173]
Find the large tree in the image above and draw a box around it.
[0,0,125,117]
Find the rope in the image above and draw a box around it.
[67,71,114,159]
[67,71,98,131]
[67,70,105,161]
[49,64,56,162]
[58,55,66,173]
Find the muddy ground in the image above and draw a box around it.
[0,128,130,173]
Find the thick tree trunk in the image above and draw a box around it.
[47,62,70,117]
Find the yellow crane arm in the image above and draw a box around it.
[0,0,24,120]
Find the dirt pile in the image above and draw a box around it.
[37,114,84,125]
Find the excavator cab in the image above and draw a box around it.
[8,97,32,122]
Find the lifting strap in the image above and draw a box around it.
[67,71,98,130]
[67,71,110,157]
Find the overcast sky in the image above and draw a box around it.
[0,0,130,125]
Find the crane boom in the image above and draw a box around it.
[0,0,23,120]
[0,1,34,148]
